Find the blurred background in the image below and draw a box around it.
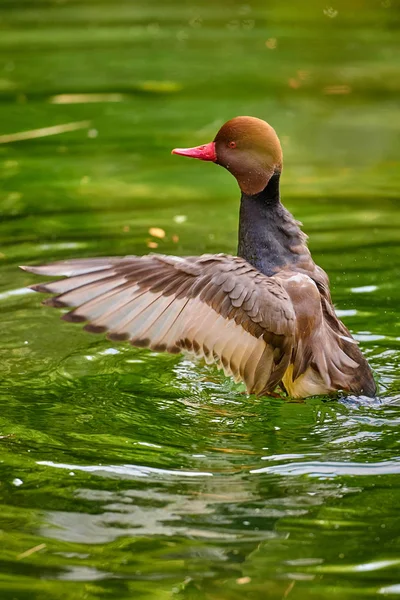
[1,0,400,599]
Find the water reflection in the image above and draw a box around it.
[2,0,400,597]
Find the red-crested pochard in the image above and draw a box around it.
[21,116,376,398]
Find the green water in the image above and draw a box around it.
[1,0,400,598]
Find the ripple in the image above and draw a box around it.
[260,453,321,462]
[0,287,34,301]
[353,333,386,342]
[38,460,213,479]
[351,285,378,293]
[379,584,400,595]
[39,242,87,251]
[316,559,400,574]
[329,431,381,445]
[58,566,113,582]
[336,309,358,317]
[250,459,400,476]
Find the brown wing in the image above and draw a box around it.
[21,254,296,396]
[278,270,376,397]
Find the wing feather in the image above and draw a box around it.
[21,254,296,395]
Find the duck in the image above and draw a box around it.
[21,116,376,399]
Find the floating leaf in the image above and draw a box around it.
[236,577,251,585]
[149,227,165,239]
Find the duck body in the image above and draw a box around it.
[21,116,376,399]
[236,167,375,398]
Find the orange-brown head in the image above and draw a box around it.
[172,116,283,195]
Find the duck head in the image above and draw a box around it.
[172,116,283,196]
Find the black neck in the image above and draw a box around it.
[237,171,305,276]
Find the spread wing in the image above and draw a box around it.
[21,254,296,396]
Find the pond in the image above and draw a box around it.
[1,0,400,598]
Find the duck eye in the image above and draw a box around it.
[228,141,237,149]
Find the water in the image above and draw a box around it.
[1,0,400,598]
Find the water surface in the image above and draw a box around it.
[1,1,400,598]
